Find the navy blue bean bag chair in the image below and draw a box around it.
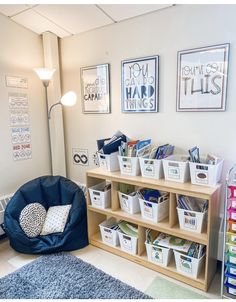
[4,176,88,254]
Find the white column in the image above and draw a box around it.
[42,31,66,177]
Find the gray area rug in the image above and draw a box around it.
[0,253,151,299]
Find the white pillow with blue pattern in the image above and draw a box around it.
[40,205,72,236]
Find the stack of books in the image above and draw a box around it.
[146,230,206,259]
[149,144,174,160]
[118,221,138,238]
[188,146,219,165]
[137,188,163,204]
[118,139,151,158]
[177,195,208,213]
[97,130,127,155]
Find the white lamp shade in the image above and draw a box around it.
[34,68,56,81]
[61,91,77,106]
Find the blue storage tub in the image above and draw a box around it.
[225,282,236,296]
[225,271,236,287]
[226,263,236,276]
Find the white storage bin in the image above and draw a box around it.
[118,191,140,214]
[98,152,120,172]
[139,193,169,223]
[162,155,190,183]
[189,158,224,186]
[99,218,119,247]
[118,156,141,176]
[145,241,172,267]
[88,181,111,209]
[177,208,207,234]
[174,250,205,279]
[118,231,138,255]
[139,157,164,179]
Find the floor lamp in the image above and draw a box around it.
[34,68,77,175]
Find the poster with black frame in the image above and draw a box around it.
[121,56,159,113]
[176,43,229,112]
[81,63,110,113]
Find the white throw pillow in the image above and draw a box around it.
[40,205,72,236]
[19,203,46,238]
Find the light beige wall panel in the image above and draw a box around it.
[0,14,50,194]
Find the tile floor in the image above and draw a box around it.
[0,239,221,299]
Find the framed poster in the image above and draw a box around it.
[176,43,230,112]
[121,56,159,113]
[81,63,110,113]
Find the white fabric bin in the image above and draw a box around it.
[139,157,164,179]
[118,191,140,214]
[88,182,111,209]
[98,152,120,172]
[139,193,169,223]
[174,250,205,279]
[99,218,119,247]
[162,155,190,183]
[118,156,140,176]
[118,231,138,255]
[189,158,224,186]
[145,242,172,267]
[177,207,207,233]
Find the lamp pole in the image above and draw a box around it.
[34,67,77,177]
[43,82,53,175]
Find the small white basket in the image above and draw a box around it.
[139,157,164,179]
[174,250,205,279]
[139,193,169,223]
[98,152,120,172]
[88,182,111,209]
[162,155,190,183]
[118,156,141,176]
[145,242,172,267]
[118,191,140,214]
[118,231,138,255]
[189,158,224,186]
[177,208,207,234]
[99,218,119,247]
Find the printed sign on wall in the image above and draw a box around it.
[72,148,89,166]
[5,76,28,89]
[177,43,229,112]
[11,127,31,144]
[12,143,32,161]
[8,91,32,161]
[81,64,110,113]
[121,56,159,113]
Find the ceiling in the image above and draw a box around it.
[0,4,173,38]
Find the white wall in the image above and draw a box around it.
[61,4,236,211]
[0,13,51,195]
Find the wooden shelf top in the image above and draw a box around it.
[88,205,208,245]
[87,168,220,198]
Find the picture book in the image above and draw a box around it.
[153,233,192,252]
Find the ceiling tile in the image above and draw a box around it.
[99,4,173,22]
[33,4,113,35]
[12,9,70,38]
[0,4,30,17]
